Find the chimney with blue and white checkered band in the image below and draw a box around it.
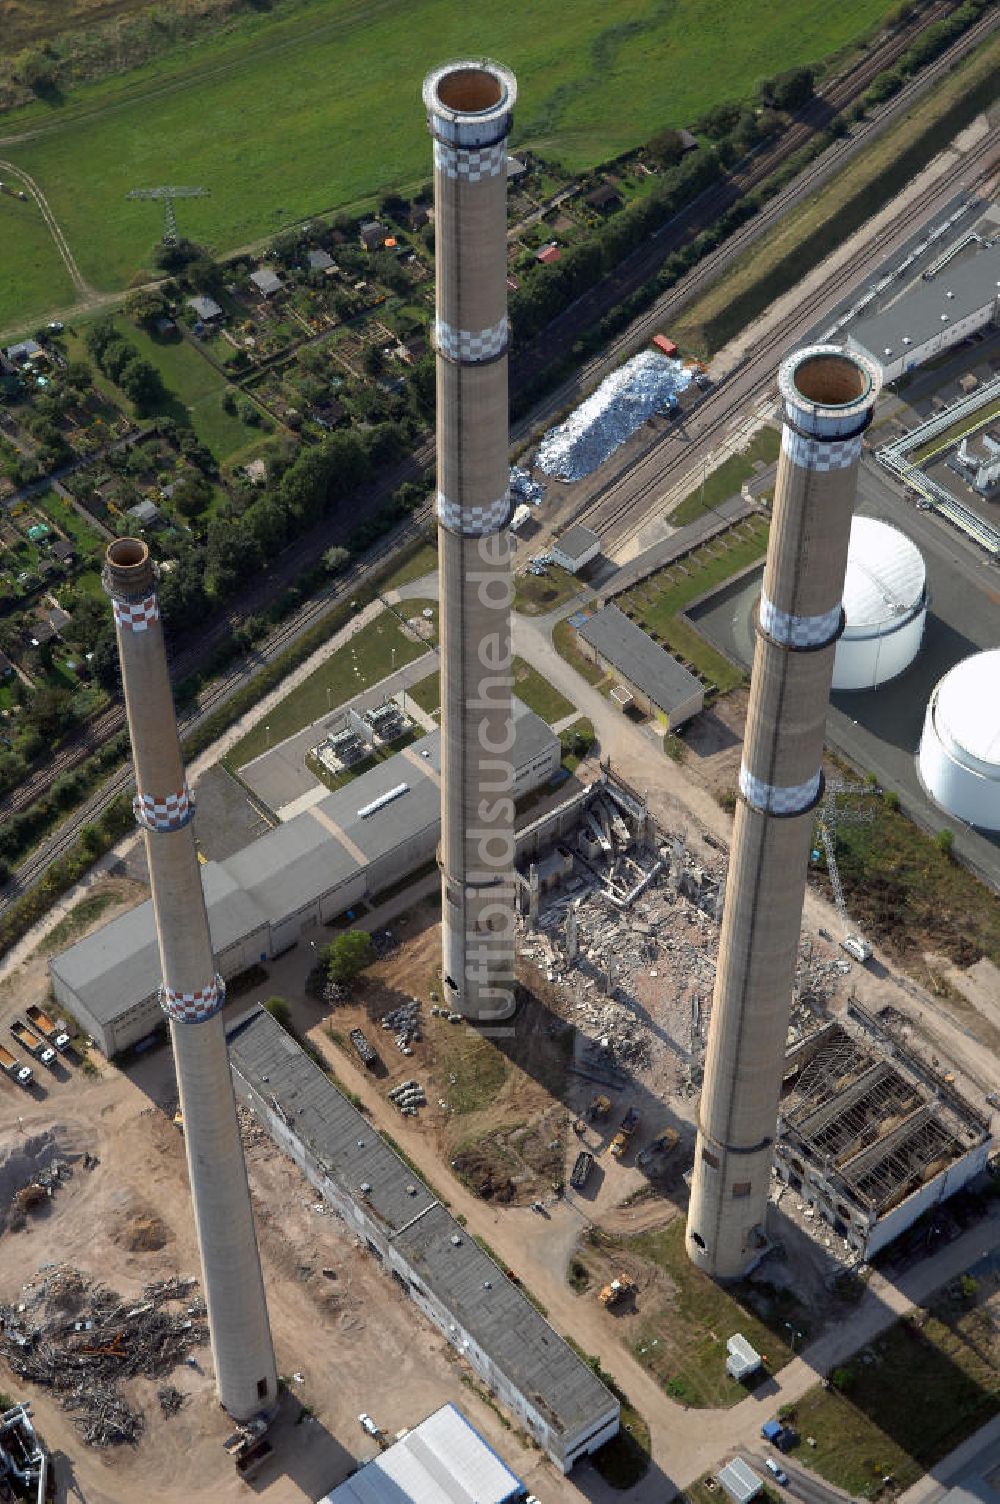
[424,62,518,1026]
[686,346,879,1279]
[103,537,277,1416]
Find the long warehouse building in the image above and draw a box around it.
[228,1006,620,1472]
[50,707,559,1055]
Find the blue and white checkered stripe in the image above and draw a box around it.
[740,765,821,816]
[437,490,510,537]
[434,140,507,181]
[436,315,508,362]
[759,593,841,648]
[782,429,862,471]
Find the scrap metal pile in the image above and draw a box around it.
[536,351,692,481]
[0,1268,208,1447]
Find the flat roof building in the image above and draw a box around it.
[551,524,601,576]
[577,603,704,727]
[50,708,559,1055]
[230,1009,619,1472]
[718,1459,763,1504]
[847,241,1000,383]
[320,1404,523,1504]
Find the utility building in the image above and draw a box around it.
[49,709,558,1056]
[229,1007,620,1472]
[319,1404,524,1504]
[577,604,703,727]
[847,241,1000,382]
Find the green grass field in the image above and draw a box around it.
[511,656,575,724]
[0,0,891,328]
[117,321,264,460]
[672,428,780,525]
[0,198,76,329]
[791,1295,999,1497]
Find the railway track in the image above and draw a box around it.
[570,136,1000,551]
[511,5,999,418]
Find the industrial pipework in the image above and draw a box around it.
[686,346,880,1279]
[103,538,277,1417]
[424,60,518,1025]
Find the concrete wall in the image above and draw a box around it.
[863,1139,992,1258]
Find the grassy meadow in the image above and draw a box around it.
[0,0,892,327]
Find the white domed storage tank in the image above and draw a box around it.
[833,516,927,690]
[918,650,1000,830]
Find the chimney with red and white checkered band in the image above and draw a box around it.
[103,537,276,1420]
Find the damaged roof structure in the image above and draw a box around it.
[776,1002,992,1260]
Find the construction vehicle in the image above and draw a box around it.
[570,1151,594,1190]
[637,1127,679,1169]
[588,1094,611,1121]
[26,1005,71,1052]
[609,1107,640,1158]
[349,1028,378,1069]
[0,1043,33,1088]
[10,1020,55,1068]
[598,1276,635,1308]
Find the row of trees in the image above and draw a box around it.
[84,317,163,414]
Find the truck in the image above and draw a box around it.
[637,1127,679,1170]
[598,1276,635,1308]
[26,1005,71,1052]
[761,1419,797,1453]
[0,1044,33,1088]
[570,1151,594,1190]
[840,934,872,964]
[11,1020,55,1068]
[349,1028,378,1069]
[609,1107,640,1159]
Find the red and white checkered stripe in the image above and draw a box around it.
[160,975,225,1024]
[112,595,160,632]
[134,787,194,832]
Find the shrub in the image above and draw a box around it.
[263,996,291,1029]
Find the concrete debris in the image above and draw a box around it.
[157,1384,185,1416]
[0,1266,208,1448]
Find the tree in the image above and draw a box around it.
[171,473,213,518]
[762,66,816,112]
[16,47,57,95]
[323,545,350,575]
[118,356,163,412]
[124,287,168,329]
[647,128,688,168]
[28,684,73,740]
[322,930,373,985]
[362,343,384,377]
[186,253,224,296]
[65,359,93,392]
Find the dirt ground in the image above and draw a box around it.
[0,897,562,1504]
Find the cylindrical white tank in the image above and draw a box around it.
[833,516,926,690]
[918,650,1000,830]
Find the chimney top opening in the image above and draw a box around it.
[434,66,504,114]
[106,538,149,570]
[791,352,868,407]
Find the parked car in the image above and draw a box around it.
[765,1459,789,1485]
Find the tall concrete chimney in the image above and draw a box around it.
[423,61,518,1026]
[103,538,277,1417]
[686,346,879,1279]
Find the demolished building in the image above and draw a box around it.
[776,1002,992,1260]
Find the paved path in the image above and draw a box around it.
[898,1414,1000,1504]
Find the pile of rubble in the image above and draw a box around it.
[381,999,421,1054]
[0,1268,208,1448]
